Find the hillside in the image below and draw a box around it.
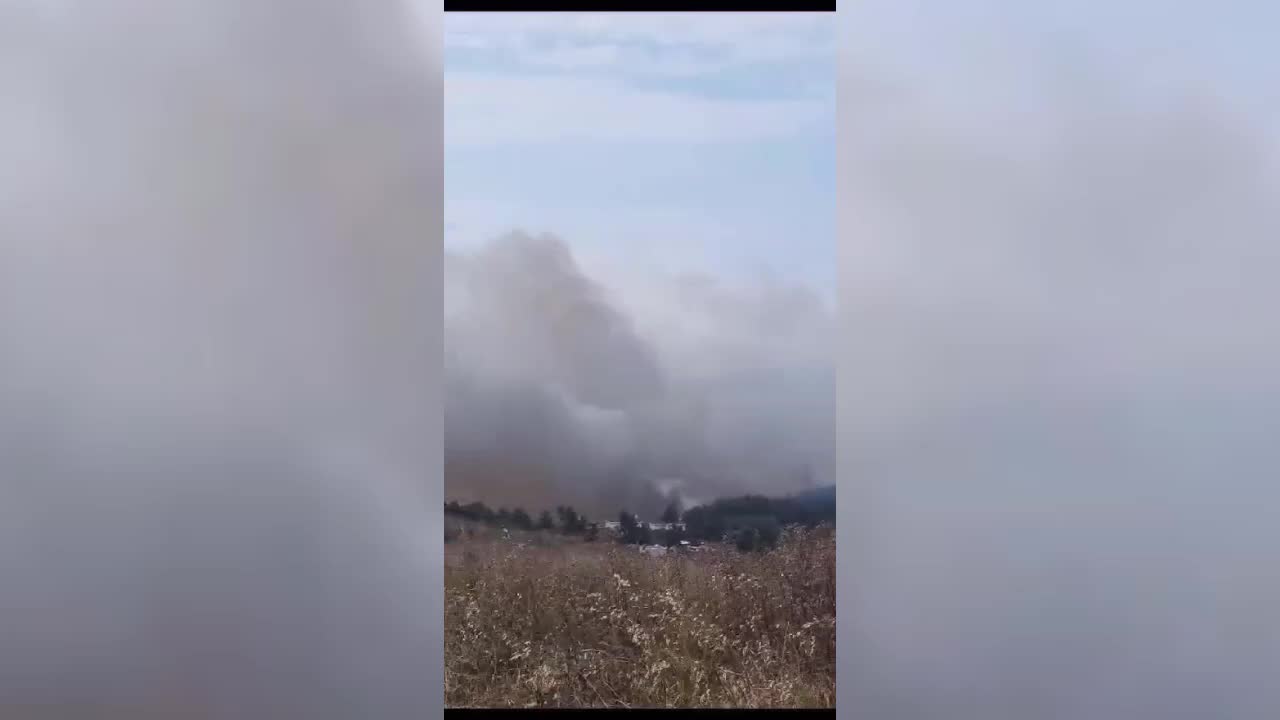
[792,485,836,512]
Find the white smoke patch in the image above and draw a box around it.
[445,231,834,518]
[651,477,703,512]
[0,0,442,716]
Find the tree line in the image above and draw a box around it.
[682,492,835,550]
[446,488,834,552]
[445,500,590,535]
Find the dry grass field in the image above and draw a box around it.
[444,523,836,708]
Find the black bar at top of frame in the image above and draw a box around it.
[445,711,837,719]
[445,0,835,12]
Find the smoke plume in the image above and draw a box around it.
[445,231,834,519]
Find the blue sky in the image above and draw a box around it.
[445,13,836,300]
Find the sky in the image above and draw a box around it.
[444,12,836,301]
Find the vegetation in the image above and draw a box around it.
[445,486,835,550]
[444,523,836,708]
[446,500,590,538]
[617,511,652,546]
[556,505,588,534]
[682,491,833,551]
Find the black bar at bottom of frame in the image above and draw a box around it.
[445,711,837,719]
[445,0,835,12]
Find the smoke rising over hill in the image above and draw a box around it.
[1,1,441,716]
[446,231,834,519]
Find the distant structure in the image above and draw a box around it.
[601,520,685,533]
[645,522,685,532]
[676,539,702,553]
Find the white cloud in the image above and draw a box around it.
[444,13,834,148]
[444,12,832,47]
[445,12,834,76]
[446,72,828,147]
[522,43,622,71]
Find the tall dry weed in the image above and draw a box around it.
[444,526,836,708]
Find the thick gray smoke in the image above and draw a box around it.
[445,231,834,519]
[840,5,1280,718]
[0,1,441,716]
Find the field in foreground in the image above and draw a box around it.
[445,525,836,708]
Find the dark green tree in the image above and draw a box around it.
[618,511,639,544]
[461,501,493,523]
[618,511,654,545]
[511,508,532,531]
[661,502,680,524]
[557,505,584,534]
